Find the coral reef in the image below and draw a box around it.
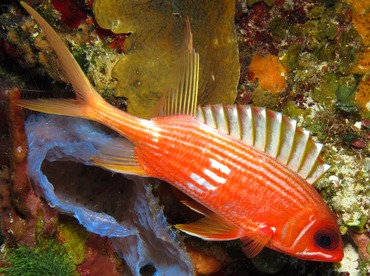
[0,0,370,275]
[236,0,370,273]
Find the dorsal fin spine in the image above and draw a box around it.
[195,104,330,184]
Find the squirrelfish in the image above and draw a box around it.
[19,2,343,262]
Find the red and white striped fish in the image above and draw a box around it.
[19,2,343,262]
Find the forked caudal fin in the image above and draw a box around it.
[18,2,105,119]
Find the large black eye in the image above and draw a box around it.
[314,228,339,250]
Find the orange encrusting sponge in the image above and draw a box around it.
[248,54,287,94]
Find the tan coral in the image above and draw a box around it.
[248,54,287,94]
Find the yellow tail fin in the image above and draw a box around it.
[18,2,104,118]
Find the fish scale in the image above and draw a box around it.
[18,1,343,262]
[138,116,319,212]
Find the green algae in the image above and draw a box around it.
[251,86,280,109]
[335,78,358,113]
[311,73,339,107]
[346,215,368,234]
[0,239,76,276]
[57,217,89,265]
[282,100,309,120]
[280,44,303,71]
[93,0,239,118]
[246,0,274,7]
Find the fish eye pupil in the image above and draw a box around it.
[314,228,338,250]
[317,235,331,247]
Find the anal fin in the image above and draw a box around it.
[91,138,147,176]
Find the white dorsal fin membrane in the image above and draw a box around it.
[195,105,330,184]
[251,106,267,151]
[211,104,230,134]
[201,105,217,128]
[287,128,310,172]
[297,140,323,179]
[238,105,254,145]
[225,105,242,139]
[265,110,282,158]
[276,116,297,165]
[306,161,330,184]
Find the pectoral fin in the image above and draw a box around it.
[176,201,273,258]
[241,226,274,258]
[91,138,147,176]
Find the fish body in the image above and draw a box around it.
[19,2,343,262]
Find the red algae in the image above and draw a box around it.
[349,230,370,262]
[76,235,124,275]
[51,0,87,28]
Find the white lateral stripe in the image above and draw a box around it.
[190,173,218,191]
[203,169,227,184]
[209,158,231,175]
[185,181,204,194]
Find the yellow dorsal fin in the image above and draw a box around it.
[160,17,200,117]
